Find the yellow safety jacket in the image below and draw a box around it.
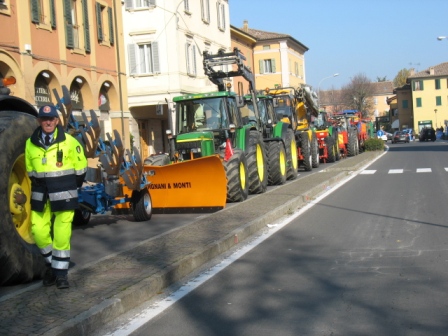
[25,125,87,212]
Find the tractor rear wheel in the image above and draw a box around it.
[300,132,312,171]
[0,111,46,285]
[311,131,320,168]
[267,140,287,185]
[132,188,153,221]
[246,131,268,194]
[325,136,336,163]
[285,129,298,180]
[225,149,249,202]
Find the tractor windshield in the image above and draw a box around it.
[273,95,294,120]
[176,97,229,133]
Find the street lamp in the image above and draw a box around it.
[318,73,339,111]
[434,109,437,128]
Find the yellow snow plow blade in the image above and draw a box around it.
[117,156,227,213]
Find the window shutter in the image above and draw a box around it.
[420,80,424,90]
[31,0,40,24]
[108,7,114,44]
[82,0,91,53]
[96,2,103,42]
[206,0,210,22]
[50,0,56,28]
[125,0,133,10]
[63,0,74,48]
[186,43,191,74]
[259,60,264,74]
[152,41,160,73]
[216,2,221,28]
[192,45,197,75]
[271,59,276,73]
[412,81,415,91]
[128,44,137,75]
[222,4,226,29]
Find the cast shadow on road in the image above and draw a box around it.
[161,228,448,336]
[386,141,448,152]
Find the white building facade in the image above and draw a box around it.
[122,0,230,158]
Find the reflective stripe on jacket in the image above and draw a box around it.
[25,125,88,212]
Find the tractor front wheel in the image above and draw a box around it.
[325,136,336,163]
[225,149,249,202]
[246,131,268,194]
[300,132,312,171]
[285,129,298,180]
[311,131,320,168]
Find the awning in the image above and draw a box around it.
[391,119,400,129]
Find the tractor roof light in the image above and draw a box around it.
[226,82,232,91]
[229,123,236,133]
[265,87,270,94]
[2,76,16,86]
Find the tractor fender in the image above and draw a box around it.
[0,95,38,117]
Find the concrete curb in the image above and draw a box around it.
[43,152,382,336]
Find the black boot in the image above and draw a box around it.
[43,266,56,286]
[56,275,70,289]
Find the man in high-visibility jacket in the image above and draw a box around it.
[25,104,87,289]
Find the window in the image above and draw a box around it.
[0,0,12,16]
[216,2,225,30]
[201,0,210,23]
[263,45,270,50]
[416,97,422,107]
[259,59,276,74]
[373,97,378,105]
[30,0,56,29]
[185,42,197,76]
[436,96,442,106]
[413,80,424,91]
[294,62,298,76]
[128,42,160,75]
[402,100,408,109]
[435,78,441,90]
[63,0,90,52]
[95,2,114,45]
[124,0,155,9]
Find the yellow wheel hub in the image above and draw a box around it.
[256,144,265,182]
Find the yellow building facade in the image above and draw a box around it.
[408,63,448,133]
[0,0,130,148]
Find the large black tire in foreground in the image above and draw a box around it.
[285,129,298,180]
[267,140,287,186]
[311,131,320,168]
[73,208,92,226]
[300,132,312,172]
[225,149,249,202]
[0,111,45,285]
[246,131,268,194]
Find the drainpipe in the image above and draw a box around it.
[112,0,125,140]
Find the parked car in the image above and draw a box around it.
[386,132,393,141]
[419,128,436,142]
[392,131,410,143]
[401,128,414,141]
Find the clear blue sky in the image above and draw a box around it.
[229,0,448,90]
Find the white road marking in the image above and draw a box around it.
[416,168,431,173]
[360,170,376,174]
[388,169,403,174]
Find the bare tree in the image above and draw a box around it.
[393,68,411,87]
[341,73,374,119]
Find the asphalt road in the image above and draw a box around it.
[121,141,448,336]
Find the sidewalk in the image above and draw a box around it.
[0,150,383,336]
